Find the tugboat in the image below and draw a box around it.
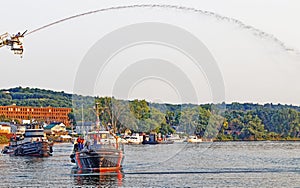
[2,124,53,157]
[70,130,124,172]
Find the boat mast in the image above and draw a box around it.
[95,102,100,131]
[81,103,84,135]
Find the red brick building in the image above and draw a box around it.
[0,105,72,126]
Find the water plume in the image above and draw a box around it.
[25,4,298,54]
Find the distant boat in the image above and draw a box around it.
[142,133,158,145]
[70,130,124,172]
[166,134,185,143]
[141,133,174,145]
[1,124,53,157]
[123,134,143,144]
[187,136,203,143]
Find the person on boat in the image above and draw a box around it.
[76,137,81,150]
[73,141,79,152]
[93,134,97,145]
[81,141,92,153]
[77,137,84,151]
[15,32,21,38]
[80,137,85,150]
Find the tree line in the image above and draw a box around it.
[1,87,300,140]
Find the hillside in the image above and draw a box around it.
[0,87,73,107]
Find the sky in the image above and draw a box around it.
[0,0,300,105]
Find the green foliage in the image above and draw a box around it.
[159,122,175,135]
[0,114,12,122]
[130,99,150,120]
[0,87,72,107]
[0,135,9,144]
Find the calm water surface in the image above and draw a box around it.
[0,141,299,187]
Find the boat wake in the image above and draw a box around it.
[124,168,300,175]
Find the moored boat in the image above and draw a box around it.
[1,124,53,157]
[142,133,175,144]
[142,133,158,145]
[166,134,185,143]
[187,136,203,143]
[123,133,143,144]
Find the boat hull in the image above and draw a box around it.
[71,148,123,172]
[142,140,158,145]
[157,140,174,144]
[187,139,203,143]
[13,141,52,157]
[127,140,141,145]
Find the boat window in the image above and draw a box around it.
[101,134,107,139]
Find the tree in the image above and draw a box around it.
[129,99,150,120]
[180,107,199,134]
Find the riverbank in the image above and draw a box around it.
[215,137,300,142]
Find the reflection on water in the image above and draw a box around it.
[71,168,123,187]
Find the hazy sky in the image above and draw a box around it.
[1,0,300,105]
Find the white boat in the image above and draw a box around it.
[167,134,185,143]
[187,136,203,143]
[123,134,142,144]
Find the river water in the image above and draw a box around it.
[0,141,299,187]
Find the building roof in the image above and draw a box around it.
[0,122,11,126]
[0,124,11,127]
[44,122,63,129]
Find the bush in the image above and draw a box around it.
[0,135,9,144]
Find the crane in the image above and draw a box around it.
[0,30,27,58]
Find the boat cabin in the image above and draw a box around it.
[86,131,115,145]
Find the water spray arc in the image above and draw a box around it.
[25,4,298,54]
